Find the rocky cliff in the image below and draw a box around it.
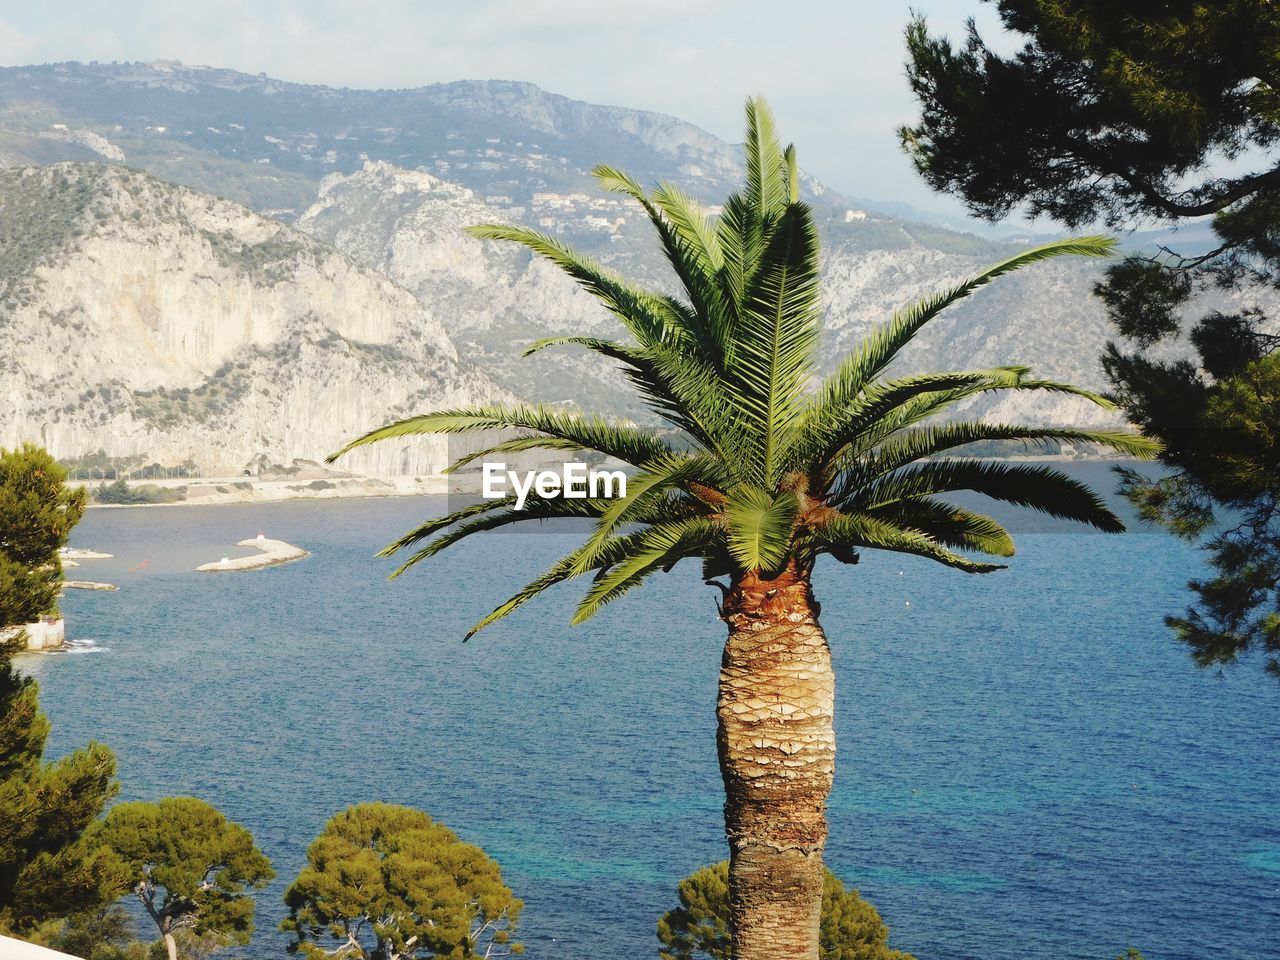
[6,62,1267,456]
[0,163,505,476]
[297,161,1128,426]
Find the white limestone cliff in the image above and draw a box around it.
[0,164,505,476]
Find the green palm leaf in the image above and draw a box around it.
[849,460,1126,532]
[591,166,728,358]
[466,224,687,348]
[570,519,723,625]
[443,436,587,475]
[744,97,789,222]
[831,377,1120,467]
[724,487,799,571]
[800,366,1030,470]
[570,453,723,575]
[385,497,606,577]
[465,526,667,638]
[865,424,1161,478]
[814,511,1007,573]
[325,404,670,469]
[799,236,1117,452]
[732,201,822,484]
[331,96,1143,634]
[866,497,1015,557]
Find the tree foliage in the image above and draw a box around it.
[656,862,913,960]
[0,636,121,934]
[282,802,522,960]
[37,905,150,960]
[329,97,1153,637]
[92,480,186,506]
[0,443,86,628]
[902,1,1280,674]
[97,797,273,958]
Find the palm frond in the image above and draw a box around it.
[570,453,723,575]
[798,366,1030,471]
[386,497,608,577]
[864,424,1160,478]
[784,144,799,204]
[518,335,731,452]
[846,460,1126,532]
[724,486,798,571]
[326,403,670,469]
[650,182,725,273]
[464,526,666,638]
[865,497,1015,557]
[591,166,727,358]
[732,201,822,484]
[744,97,788,222]
[442,436,586,474]
[466,224,686,348]
[815,511,1006,573]
[831,377,1121,467]
[522,335,630,359]
[622,344,753,467]
[374,499,513,559]
[716,191,767,324]
[802,236,1117,442]
[570,519,723,624]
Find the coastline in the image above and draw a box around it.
[71,454,1133,510]
[197,537,309,572]
[75,474,471,509]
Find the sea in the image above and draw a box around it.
[26,463,1280,960]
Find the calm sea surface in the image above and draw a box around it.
[27,465,1280,960]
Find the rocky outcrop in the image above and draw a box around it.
[298,162,636,415]
[0,618,64,651]
[297,162,1125,426]
[0,164,506,476]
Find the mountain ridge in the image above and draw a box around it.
[4,60,1241,472]
[0,162,506,476]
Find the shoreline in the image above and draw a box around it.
[77,474,474,509]
[197,537,309,572]
[72,455,1140,510]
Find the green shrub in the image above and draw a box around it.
[92,480,186,505]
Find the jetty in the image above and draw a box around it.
[196,536,308,572]
[1,618,64,651]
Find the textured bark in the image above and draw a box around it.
[717,564,835,960]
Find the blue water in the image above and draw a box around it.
[26,485,1280,960]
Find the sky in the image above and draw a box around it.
[0,0,1015,223]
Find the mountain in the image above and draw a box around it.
[0,61,766,217]
[295,161,1125,427]
[0,163,504,476]
[6,59,1245,469]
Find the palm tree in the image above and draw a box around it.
[330,99,1157,960]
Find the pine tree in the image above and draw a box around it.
[902,1,1280,674]
[283,803,522,960]
[0,635,121,933]
[97,797,274,960]
[657,861,912,960]
[0,443,86,630]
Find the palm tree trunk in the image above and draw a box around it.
[717,563,835,960]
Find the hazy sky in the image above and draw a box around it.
[0,0,1014,220]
